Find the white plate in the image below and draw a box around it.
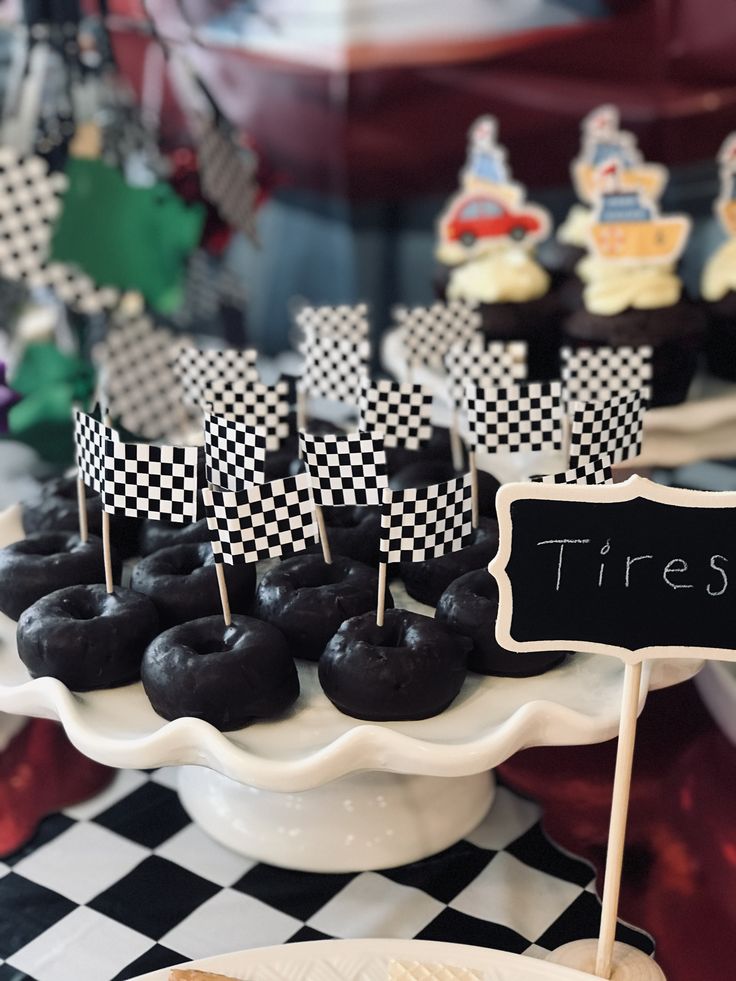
[131,937,592,981]
[0,504,700,794]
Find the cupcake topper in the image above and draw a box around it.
[490,475,736,979]
[437,115,551,264]
[714,132,736,237]
[587,162,691,266]
[572,104,668,206]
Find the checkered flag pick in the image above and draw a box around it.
[198,120,258,244]
[561,345,653,407]
[102,440,199,523]
[569,392,646,468]
[394,300,481,371]
[73,410,118,494]
[444,338,527,409]
[203,473,319,565]
[380,474,473,564]
[300,431,388,506]
[98,304,187,440]
[206,380,290,452]
[531,458,613,485]
[465,381,564,453]
[294,303,369,343]
[298,327,369,409]
[174,346,260,409]
[358,380,433,450]
[204,412,267,491]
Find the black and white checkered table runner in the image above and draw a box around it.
[0,769,653,981]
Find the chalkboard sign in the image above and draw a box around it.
[490,475,736,662]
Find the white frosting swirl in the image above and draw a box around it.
[556,204,592,248]
[583,263,682,316]
[702,238,736,302]
[446,246,550,304]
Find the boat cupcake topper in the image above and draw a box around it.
[587,160,690,265]
[437,115,551,263]
[572,104,668,206]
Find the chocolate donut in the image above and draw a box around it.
[306,506,381,567]
[131,542,256,628]
[385,426,455,476]
[398,517,499,607]
[319,608,470,721]
[23,476,141,558]
[0,532,121,622]
[138,517,211,557]
[390,461,499,518]
[436,569,566,676]
[17,584,159,690]
[254,553,391,661]
[142,614,299,730]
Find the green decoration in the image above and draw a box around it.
[49,158,204,314]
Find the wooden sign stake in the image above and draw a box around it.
[76,477,89,543]
[376,561,388,627]
[215,561,233,627]
[595,659,643,979]
[468,450,479,529]
[314,504,332,565]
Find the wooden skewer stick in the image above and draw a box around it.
[469,450,479,529]
[101,413,114,593]
[76,477,88,543]
[376,561,388,627]
[449,408,464,473]
[314,503,332,565]
[215,561,232,627]
[594,659,643,979]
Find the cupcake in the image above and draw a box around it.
[701,134,736,380]
[434,116,560,380]
[562,163,704,407]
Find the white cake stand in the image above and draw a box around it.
[0,504,700,873]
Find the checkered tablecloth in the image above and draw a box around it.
[0,768,652,981]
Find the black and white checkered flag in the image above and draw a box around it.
[73,410,118,494]
[174,346,260,409]
[561,345,653,407]
[204,412,267,491]
[530,458,613,486]
[380,474,473,564]
[294,303,369,343]
[298,328,369,409]
[206,380,290,452]
[102,440,199,523]
[444,338,527,409]
[569,392,646,468]
[98,303,187,440]
[202,473,319,565]
[198,121,258,244]
[394,300,481,371]
[465,381,564,453]
[300,431,388,507]
[29,262,119,316]
[358,379,433,450]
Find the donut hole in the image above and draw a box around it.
[17,533,73,557]
[62,590,102,621]
[291,556,350,589]
[155,544,208,576]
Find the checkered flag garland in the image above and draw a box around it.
[358,380,433,450]
[298,327,369,408]
[102,440,199,523]
[530,458,613,486]
[395,300,481,371]
[73,410,118,494]
[206,380,291,452]
[98,305,186,441]
[569,392,646,469]
[444,338,527,409]
[174,345,260,409]
[294,303,369,343]
[204,412,267,492]
[561,345,653,407]
[465,381,564,453]
[380,474,473,564]
[300,431,388,507]
[203,473,319,565]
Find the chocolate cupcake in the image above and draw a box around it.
[701,238,736,381]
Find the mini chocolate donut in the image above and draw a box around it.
[0,532,121,622]
[131,542,256,628]
[17,584,159,690]
[390,461,499,518]
[254,553,391,661]
[398,516,499,607]
[138,517,211,557]
[436,569,567,676]
[319,608,470,721]
[142,614,299,730]
[306,506,381,567]
[23,476,141,558]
